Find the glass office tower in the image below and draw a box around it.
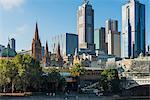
[94,27,107,54]
[51,33,78,56]
[77,0,95,54]
[122,0,145,58]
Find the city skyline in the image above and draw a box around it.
[0,0,149,52]
[0,0,150,97]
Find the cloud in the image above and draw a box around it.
[0,0,25,10]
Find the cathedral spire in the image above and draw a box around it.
[57,43,61,57]
[45,41,49,55]
[31,22,42,61]
[43,41,51,67]
[34,22,39,41]
[56,43,63,67]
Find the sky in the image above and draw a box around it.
[0,0,149,52]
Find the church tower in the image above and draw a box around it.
[31,22,42,61]
[43,41,51,67]
[56,43,63,67]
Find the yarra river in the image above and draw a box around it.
[0,95,150,100]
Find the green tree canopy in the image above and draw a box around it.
[70,63,86,77]
[100,68,120,94]
[0,54,42,92]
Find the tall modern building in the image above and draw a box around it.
[122,0,145,58]
[77,0,95,53]
[108,31,121,57]
[106,19,121,57]
[105,19,118,43]
[9,38,16,51]
[51,33,78,56]
[94,27,107,54]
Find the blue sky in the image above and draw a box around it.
[0,0,149,52]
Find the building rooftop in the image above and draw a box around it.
[1,48,17,57]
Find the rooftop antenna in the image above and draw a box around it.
[83,0,88,4]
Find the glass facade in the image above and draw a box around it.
[94,29,100,50]
[105,19,120,57]
[105,19,118,43]
[77,1,95,52]
[122,0,145,58]
[94,27,107,53]
[51,33,78,56]
[66,33,78,56]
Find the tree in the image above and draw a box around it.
[42,68,66,93]
[58,76,66,92]
[0,54,68,93]
[70,64,86,92]
[99,68,120,94]
[70,63,85,77]
[0,59,18,93]
[7,60,18,93]
[0,59,11,92]
[12,54,42,92]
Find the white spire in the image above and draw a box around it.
[74,48,78,56]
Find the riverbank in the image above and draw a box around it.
[0,92,32,96]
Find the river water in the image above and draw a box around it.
[0,96,113,100]
[0,95,150,100]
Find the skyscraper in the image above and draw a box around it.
[77,0,95,53]
[105,19,118,43]
[108,31,121,57]
[122,0,145,58]
[106,19,121,57]
[94,27,107,54]
[52,33,78,56]
[31,22,42,61]
[9,38,16,51]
